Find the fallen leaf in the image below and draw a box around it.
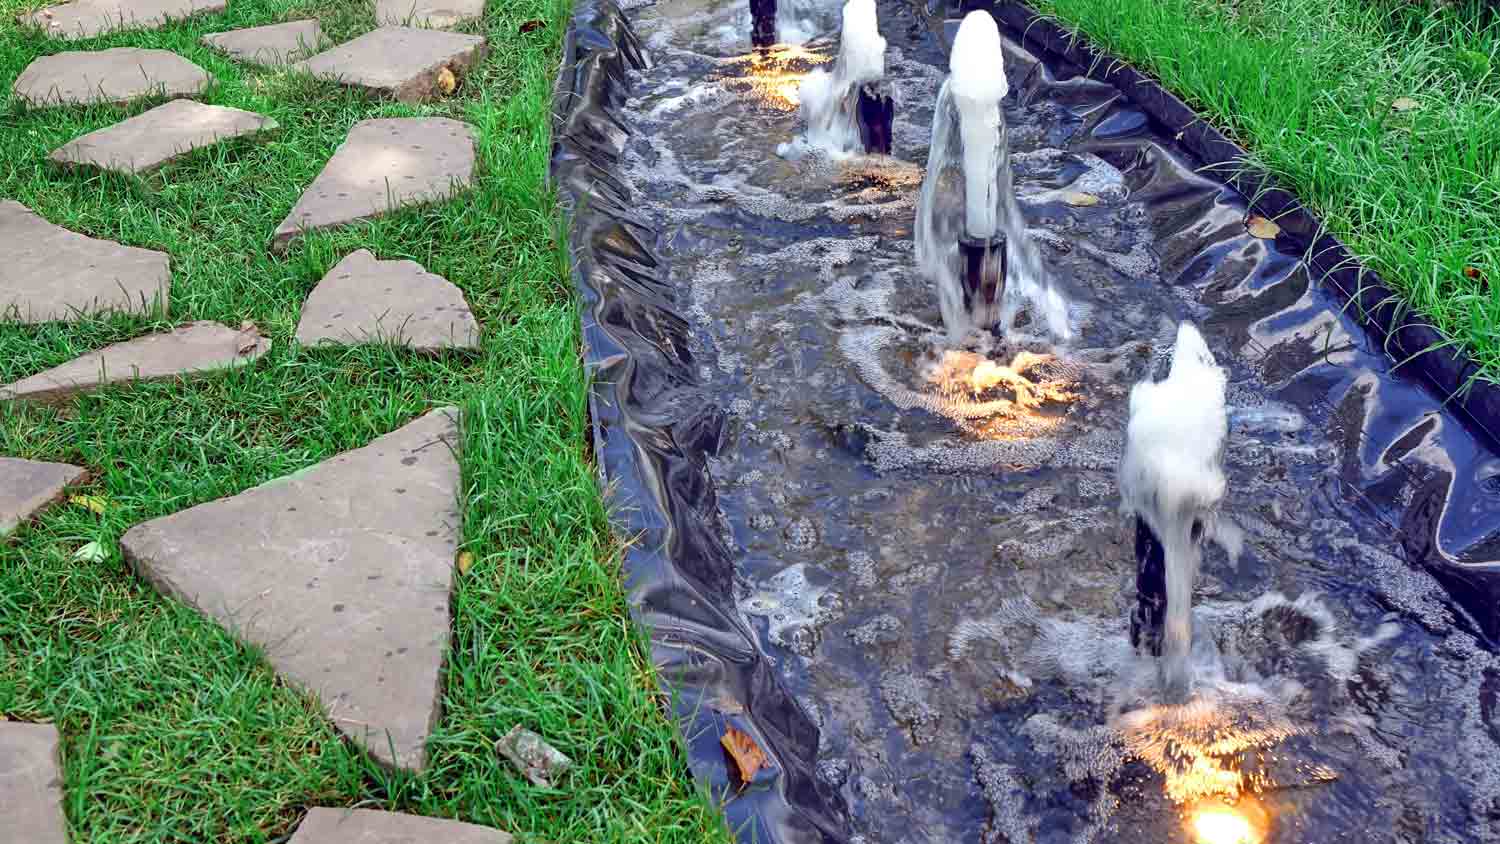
[73,541,107,563]
[1062,191,1099,207]
[69,494,108,515]
[457,550,474,575]
[496,725,573,788]
[437,67,457,96]
[1390,96,1420,112]
[519,18,545,33]
[1246,215,1281,239]
[720,725,768,784]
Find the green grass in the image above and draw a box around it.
[1029,0,1500,381]
[0,1,732,842]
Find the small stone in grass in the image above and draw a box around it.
[1390,97,1420,113]
[496,725,572,788]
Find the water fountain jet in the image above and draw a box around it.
[915,10,1069,343]
[788,0,892,157]
[1118,322,1228,696]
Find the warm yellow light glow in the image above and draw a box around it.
[725,45,831,111]
[1190,799,1267,844]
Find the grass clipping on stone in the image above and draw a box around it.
[0,0,731,841]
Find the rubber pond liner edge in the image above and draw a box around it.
[548,2,1500,843]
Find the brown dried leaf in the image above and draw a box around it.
[1246,215,1281,239]
[437,67,457,96]
[457,550,474,575]
[720,726,767,784]
[1062,191,1099,207]
[520,18,545,33]
[1390,97,1420,113]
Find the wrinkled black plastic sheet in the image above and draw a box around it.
[550,1,1500,841]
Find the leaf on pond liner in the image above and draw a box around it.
[496,725,572,788]
[1246,215,1281,239]
[720,725,768,785]
[1063,191,1099,207]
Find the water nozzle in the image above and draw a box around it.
[958,234,1006,329]
[750,0,777,49]
[1131,515,1167,658]
[856,83,894,155]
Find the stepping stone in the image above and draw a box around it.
[121,409,463,771]
[1,458,88,536]
[18,0,226,41]
[291,808,510,844]
[375,0,484,29]
[0,723,67,844]
[296,250,479,352]
[51,100,278,177]
[0,322,270,405]
[12,48,212,108]
[296,26,486,104]
[271,117,477,253]
[0,200,170,324]
[203,20,327,67]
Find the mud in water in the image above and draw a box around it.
[598,0,1500,841]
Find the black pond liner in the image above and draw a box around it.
[550,1,1500,841]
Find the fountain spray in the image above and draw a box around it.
[915,10,1069,343]
[795,0,893,156]
[1117,322,1228,696]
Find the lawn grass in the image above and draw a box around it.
[1027,0,1500,381]
[0,1,732,842]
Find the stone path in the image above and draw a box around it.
[0,723,68,844]
[18,0,225,40]
[0,200,170,324]
[290,808,511,843]
[203,20,327,67]
[297,27,487,104]
[120,409,463,772]
[5,5,516,838]
[0,458,87,536]
[297,250,480,351]
[13,48,212,108]
[271,117,478,253]
[0,322,271,404]
[375,0,485,29]
[51,100,278,177]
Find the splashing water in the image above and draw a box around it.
[784,0,887,158]
[915,10,1070,343]
[1118,322,1229,696]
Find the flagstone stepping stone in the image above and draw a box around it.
[0,723,67,844]
[120,408,462,771]
[291,808,511,844]
[51,100,278,177]
[296,26,486,103]
[296,250,479,352]
[203,20,327,67]
[12,48,212,108]
[375,0,484,29]
[1,200,169,324]
[271,117,477,253]
[18,0,225,40]
[0,458,88,536]
[0,322,270,405]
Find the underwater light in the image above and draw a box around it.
[1190,799,1266,844]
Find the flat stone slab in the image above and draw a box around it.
[19,0,225,40]
[1,200,170,324]
[291,808,510,844]
[51,100,278,176]
[1,322,270,405]
[13,48,212,108]
[121,409,463,771]
[203,20,327,67]
[271,117,477,253]
[296,250,479,351]
[0,723,68,844]
[296,27,486,103]
[375,0,484,29]
[0,458,87,536]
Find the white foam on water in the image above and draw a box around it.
[739,563,842,655]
